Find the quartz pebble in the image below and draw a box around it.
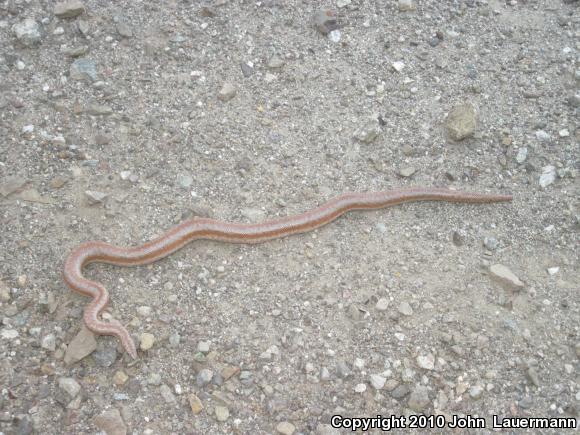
[354,383,367,393]
[140,333,155,350]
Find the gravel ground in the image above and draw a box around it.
[0,0,578,434]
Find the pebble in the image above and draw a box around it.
[63,46,89,57]
[197,369,214,386]
[416,354,435,370]
[218,82,236,102]
[169,332,181,347]
[276,422,296,435]
[408,385,430,411]
[370,374,386,390]
[64,326,97,364]
[139,333,155,351]
[320,367,330,381]
[93,346,117,367]
[267,55,285,70]
[0,281,10,301]
[58,377,81,399]
[12,19,42,47]
[489,264,524,291]
[398,0,417,11]
[337,0,351,7]
[159,384,176,403]
[469,385,484,399]
[215,405,229,422]
[539,165,556,188]
[86,103,113,116]
[70,58,97,82]
[116,22,133,38]
[241,208,265,222]
[483,236,499,251]
[54,1,86,18]
[398,166,416,178]
[113,371,128,386]
[547,267,559,276]
[41,334,56,351]
[526,367,540,387]
[515,147,528,164]
[391,61,405,72]
[535,130,551,142]
[240,62,254,77]
[93,408,127,435]
[137,306,152,317]
[85,190,108,205]
[446,103,477,141]
[354,383,367,393]
[375,298,389,311]
[317,424,341,435]
[353,121,380,144]
[397,301,413,316]
[390,384,410,399]
[147,373,162,386]
[177,174,193,188]
[197,341,210,353]
[313,8,338,35]
[328,30,341,43]
[189,393,204,414]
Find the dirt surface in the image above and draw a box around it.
[0,0,578,434]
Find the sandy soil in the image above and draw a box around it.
[0,0,578,434]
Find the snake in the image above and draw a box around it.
[63,187,512,359]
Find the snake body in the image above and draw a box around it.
[63,187,512,359]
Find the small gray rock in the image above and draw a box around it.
[397,301,413,316]
[408,385,430,411]
[54,0,86,18]
[354,121,380,144]
[489,264,524,291]
[218,82,236,102]
[196,369,214,386]
[313,8,338,35]
[116,22,133,38]
[398,0,417,12]
[93,409,127,435]
[58,377,81,399]
[483,236,499,250]
[70,58,97,82]
[93,346,117,367]
[85,190,108,205]
[12,19,42,47]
